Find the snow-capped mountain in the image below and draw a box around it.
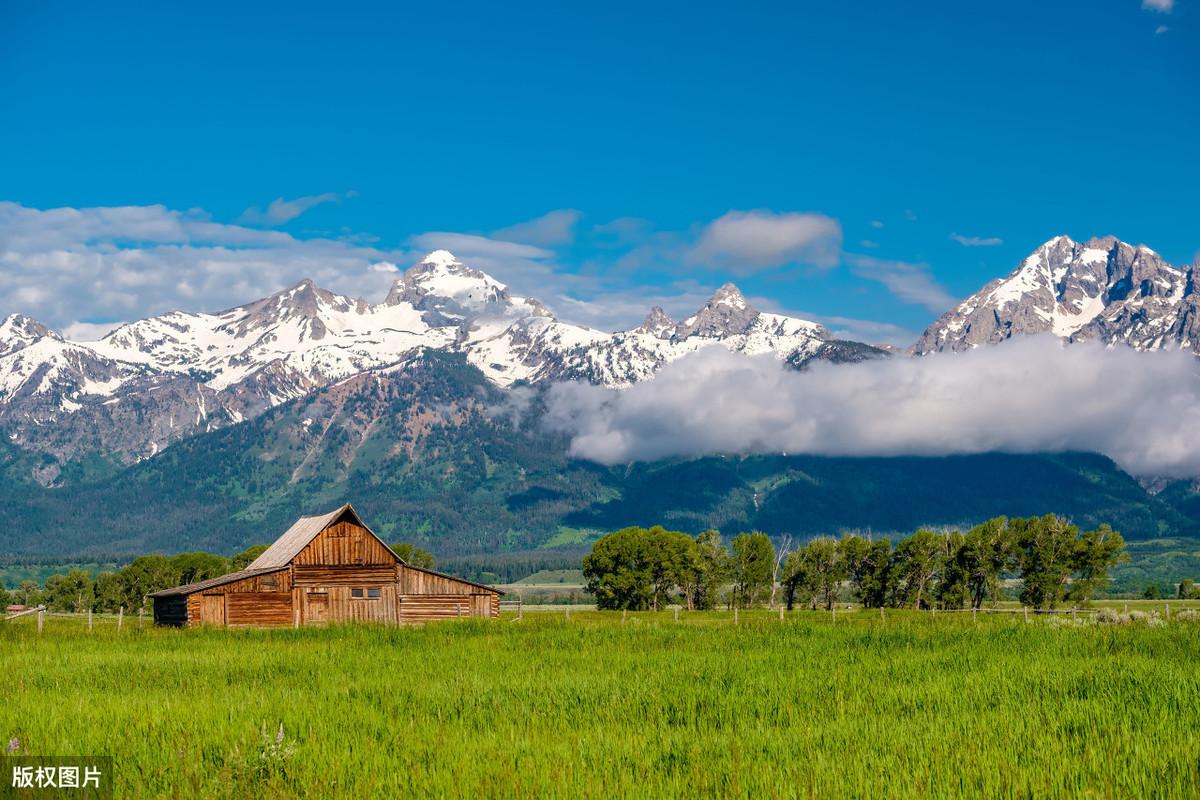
[0,250,876,477]
[915,235,1199,354]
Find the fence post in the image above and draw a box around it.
[778,606,784,623]
[1124,603,1128,614]
[831,605,836,623]
[674,607,680,624]
[88,609,93,632]
[972,607,977,624]
[1071,608,1076,623]
[565,607,570,622]
[1165,602,1170,620]
[294,606,300,629]
[880,606,884,621]
[622,609,627,624]
[517,601,523,622]
[139,607,144,628]
[456,603,462,618]
[1023,606,1028,624]
[117,607,124,633]
[37,608,43,634]
[734,607,738,626]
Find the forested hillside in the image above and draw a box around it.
[1,351,1198,558]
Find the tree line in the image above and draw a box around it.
[1,541,434,613]
[582,515,1129,612]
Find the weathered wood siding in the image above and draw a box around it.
[226,592,293,626]
[398,565,481,594]
[293,521,393,566]
[398,594,494,621]
[293,565,395,586]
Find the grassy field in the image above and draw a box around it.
[3,610,1200,799]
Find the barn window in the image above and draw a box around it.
[351,588,382,599]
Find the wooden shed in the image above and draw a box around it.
[150,503,500,627]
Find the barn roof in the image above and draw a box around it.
[148,566,287,598]
[246,503,366,570]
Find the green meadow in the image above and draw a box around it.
[3,610,1199,799]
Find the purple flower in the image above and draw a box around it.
[6,737,18,753]
[275,724,284,744]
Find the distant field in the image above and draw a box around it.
[509,569,585,585]
[3,610,1199,798]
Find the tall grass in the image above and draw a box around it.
[2,611,1198,798]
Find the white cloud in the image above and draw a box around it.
[492,209,581,246]
[847,254,956,312]
[60,321,124,341]
[238,192,353,226]
[689,210,842,273]
[1156,24,1170,33]
[544,339,1200,477]
[870,220,884,229]
[0,202,404,332]
[860,239,881,249]
[950,233,1003,247]
[1142,0,1174,12]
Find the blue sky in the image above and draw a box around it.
[1,0,1196,343]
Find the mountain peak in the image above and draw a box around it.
[419,250,463,268]
[675,283,759,339]
[0,313,56,357]
[636,306,675,338]
[915,234,1193,354]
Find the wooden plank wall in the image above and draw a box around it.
[293,521,393,566]
[398,594,496,621]
[226,592,293,626]
[299,585,399,624]
[398,565,486,594]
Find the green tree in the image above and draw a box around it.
[230,544,269,571]
[936,531,971,610]
[171,552,230,584]
[390,542,436,569]
[1070,524,1127,603]
[583,526,696,611]
[0,584,12,608]
[962,517,1014,608]
[14,580,42,607]
[93,572,124,612]
[118,556,180,611]
[1013,515,1079,609]
[892,528,944,609]
[838,535,893,608]
[730,531,775,608]
[44,569,95,613]
[1178,579,1199,600]
[1143,584,1162,600]
[785,538,844,611]
[688,530,729,611]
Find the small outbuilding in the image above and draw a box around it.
[150,503,500,627]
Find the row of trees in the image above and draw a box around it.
[2,541,435,613]
[581,515,1128,611]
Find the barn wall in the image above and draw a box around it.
[398,565,485,594]
[398,594,496,621]
[226,592,293,626]
[293,565,396,587]
[293,521,394,566]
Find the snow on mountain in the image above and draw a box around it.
[0,251,854,476]
[915,235,1198,354]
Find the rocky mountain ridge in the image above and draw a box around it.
[915,235,1199,354]
[0,250,879,478]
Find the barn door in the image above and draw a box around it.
[305,592,329,625]
[199,594,225,626]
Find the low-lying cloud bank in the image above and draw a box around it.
[543,337,1200,477]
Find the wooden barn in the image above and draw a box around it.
[150,503,500,627]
